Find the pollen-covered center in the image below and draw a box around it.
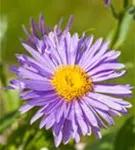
[51,65,93,102]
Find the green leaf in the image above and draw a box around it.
[114,116,135,150]
[0,110,20,133]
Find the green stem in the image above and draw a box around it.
[110,6,135,49]
[124,0,128,8]
[0,63,7,87]
[109,4,119,19]
[110,18,122,49]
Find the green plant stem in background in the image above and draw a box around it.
[124,0,129,8]
[109,0,135,49]
[0,15,8,87]
[109,4,119,19]
[111,6,135,49]
[0,63,7,87]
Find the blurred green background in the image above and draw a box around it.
[0,0,135,150]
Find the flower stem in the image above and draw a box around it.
[0,63,7,87]
[109,4,119,19]
[110,5,135,49]
[124,0,128,8]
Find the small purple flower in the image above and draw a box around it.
[10,14,132,147]
[104,0,111,6]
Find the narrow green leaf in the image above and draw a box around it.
[114,116,135,150]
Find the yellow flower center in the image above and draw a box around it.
[51,65,93,102]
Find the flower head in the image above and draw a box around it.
[10,14,132,147]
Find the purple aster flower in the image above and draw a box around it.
[10,14,132,147]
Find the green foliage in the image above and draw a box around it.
[84,133,115,150]
[114,116,135,150]
[58,144,76,150]
[0,110,20,134]
[0,111,54,150]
